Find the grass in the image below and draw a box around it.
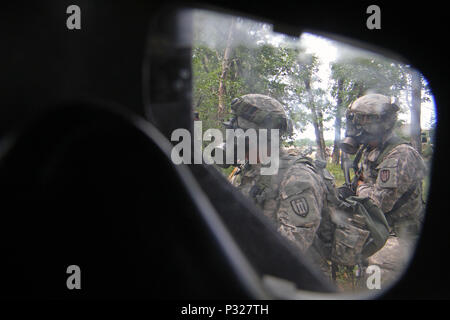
[334,265,360,292]
[326,162,354,187]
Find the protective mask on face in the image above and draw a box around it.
[340,136,360,154]
[341,128,382,154]
[341,111,385,153]
[340,114,362,154]
[213,117,247,167]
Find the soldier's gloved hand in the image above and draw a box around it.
[337,185,355,200]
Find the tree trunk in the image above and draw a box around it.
[304,79,327,161]
[331,78,344,164]
[310,108,327,160]
[410,70,422,154]
[316,110,327,160]
[217,18,236,119]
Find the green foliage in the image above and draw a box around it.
[333,265,360,291]
[192,11,434,175]
[330,57,408,121]
[327,162,345,187]
[192,16,304,138]
[327,161,357,187]
[287,53,330,129]
[331,57,406,98]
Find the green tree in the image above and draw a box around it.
[287,53,331,160]
[192,12,303,140]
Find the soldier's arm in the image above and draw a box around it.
[357,145,426,213]
[277,163,324,253]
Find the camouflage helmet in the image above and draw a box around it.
[347,94,400,135]
[227,94,292,134]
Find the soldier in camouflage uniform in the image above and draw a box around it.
[340,93,427,286]
[223,94,336,277]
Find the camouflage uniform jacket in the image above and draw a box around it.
[232,149,335,255]
[356,133,427,238]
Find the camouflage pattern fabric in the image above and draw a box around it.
[357,134,426,238]
[348,94,395,116]
[230,94,290,132]
[277,158,332,254]
[356,133,426,287]
[229,94,394,283]
[232,149,335,277]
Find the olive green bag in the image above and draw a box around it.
[328,135,407,266]
[330,196,390,266]
[300,158,390,266]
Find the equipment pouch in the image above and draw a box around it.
[330,196,389,266]
[331,222,370,266]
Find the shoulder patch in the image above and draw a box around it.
[375,155,399,188]
[379,169,390,183]
[290,197,309,217]
[377,166,398,188]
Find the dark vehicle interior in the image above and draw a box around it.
[0,1,448,299]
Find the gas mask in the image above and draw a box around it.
[340,96,400,154]
[340,111,386,154]
[214,115,279,171]
[212,116,252,168]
